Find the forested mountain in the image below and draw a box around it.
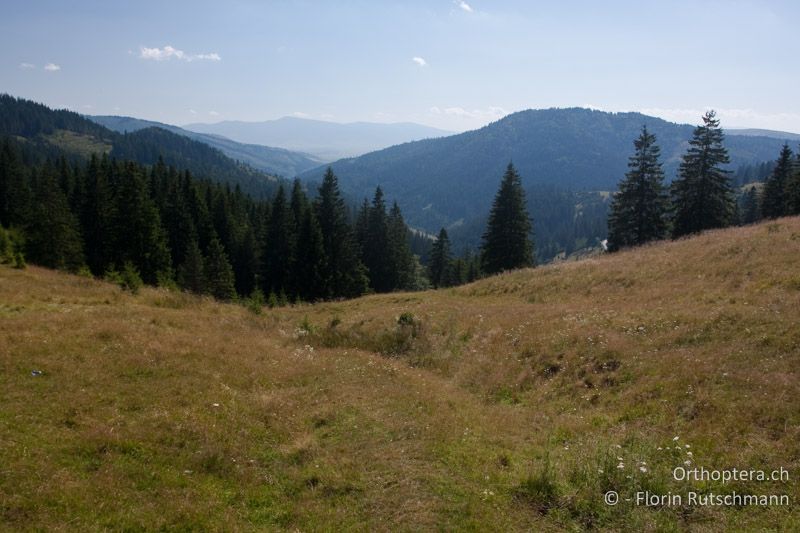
[300,108,795,233]
[90,115,324,178]
[0,95,281,199]
[184,116,453,160]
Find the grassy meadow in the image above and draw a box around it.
[2,218,799,531]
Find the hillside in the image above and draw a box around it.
[90,115,324,178]
[2,218,798,531]
[0,95,281,199]
[299,108,795,234]
[185,116,453,160]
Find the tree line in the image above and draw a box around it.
[0,137,427,302]
[607,110,800,252]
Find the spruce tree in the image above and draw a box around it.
[363,187,392,292]
[204,236,236,300]
[314,168,368,298]
[739,186,761,225]
[25,165,85,271]
[387,201,414,290]
[480,163,534,274]
[111,162,172,284]
[295,206,326,301]
[761,144,793,219]
[262,185,296,296]
[80,154,114,274]
[428,228,453,288]
[671,111,734,237]
[177,239,205,294]
[0,139,32,229]
[607,126,668,251]
[784,148,800,216]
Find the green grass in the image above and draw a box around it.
[2,217,799,530]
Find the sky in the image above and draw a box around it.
[2,0,799,133]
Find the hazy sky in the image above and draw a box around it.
[2,0,799,132]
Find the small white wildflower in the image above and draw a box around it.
[686,451,693,457]
[673,436,680,441]
[212,403,220,407]
[657,446,663,451]
[685,444,690,449]
[684,460,692,466]
[640,466,648,473]
[617,462,625,469]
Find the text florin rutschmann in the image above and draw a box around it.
[604,467,792,508]
[641,467,790,507]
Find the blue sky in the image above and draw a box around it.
[2,0,799,132]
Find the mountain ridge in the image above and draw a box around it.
[184,116,454,160]
[89,115,324,178]
[299,107,797,233]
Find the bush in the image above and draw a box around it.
[105,263,143,294]
[244,289,265,315]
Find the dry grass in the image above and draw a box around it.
[2,218,799,531]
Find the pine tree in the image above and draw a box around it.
[204,236,236,300]
[607,126,668,251]
[262,185,296,296]
[25,164,85,271]
[481,163,534,274]
[761,144,793,219]
[739,186,761,225]
[314,168,368,298]
[428,228,453,288]
[295,206,327,301]
[79,155,114,274]
[111,162,172,284]
[0,139,32,228]
[289,179,308,229]
[387,201,414,290]
[177,239,205,294]
[784,148,800,216]
[363,187,392,292]
[671,111,734,237]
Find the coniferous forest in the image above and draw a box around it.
[2,96,800,302]
[607,111,800,252]
[0,135,427,303]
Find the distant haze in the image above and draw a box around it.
[184,117,453,160]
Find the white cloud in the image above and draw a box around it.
[638,106,800,131]
[412,56,427,67]
[209,110,220,116]
[194,52,221,61]
[19,62,36,70]
[43,63,61,71]
[188,109,197,115]
[430,105,507,121]
[139,45,221,62]
[457,1,473,12]
[291,111,310,118]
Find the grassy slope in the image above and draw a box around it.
[2,218,799,531]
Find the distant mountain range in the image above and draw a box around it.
[728,128,800,142]
[0,95,282,199]
[300,108,798,233]
[184,116,453,160]
[90,115,323,178]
